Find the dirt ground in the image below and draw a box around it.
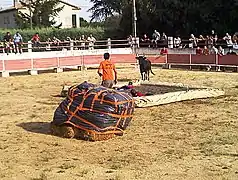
[0,67,238,180]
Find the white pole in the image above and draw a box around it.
[133,0,137,38]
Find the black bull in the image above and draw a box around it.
[136,56,155,81]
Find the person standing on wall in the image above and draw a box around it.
[98,53,117,88]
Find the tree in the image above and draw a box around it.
[15,0,64,28]
[88,0,125,21]
[89,0,238,38]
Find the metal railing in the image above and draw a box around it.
[0,39,132,54]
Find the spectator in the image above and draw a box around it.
[226,49,237,55]
[64,37,72,50]
[232,33,238,44]
[203,46,210,55]
[160,47,168,55]
[80,34,86,50]
[196,47,203,55]
[206,35,213,49]
[3,32,13,55]
[152,30,160,48]
[141,34,150,47]
[211,45,218,54]
[87,34,96,50]
[211,30,218,45]
[161,32,167,46]
[189,34,197,48]
[46,38,51,51]
[52,36,61,50]
[223,33,233,49]
[197,35,206,47]
[174,35,181,48]
[218,46,225,56]
[31,33,40,48]
[127,35,133,47]
[13,32,23,54]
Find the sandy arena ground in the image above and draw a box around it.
[0,67,238,180]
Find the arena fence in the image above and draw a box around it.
[0,37,238,77]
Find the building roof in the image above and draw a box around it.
[60,0,81,10]
[0,0,80,13]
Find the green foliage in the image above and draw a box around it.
[89,0,238,38]
[80,17,104,28]
[16,0,64,28]
[0,27,105,42]
[88,0,123,21]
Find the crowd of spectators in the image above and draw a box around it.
[138,29,238,55]
[0,32,97,54]
[0,31,23,55]
[1,29,238,55]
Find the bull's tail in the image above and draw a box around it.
[151,70,155,75]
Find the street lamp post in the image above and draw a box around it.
[132,0,137,38]
[132,0,138,52]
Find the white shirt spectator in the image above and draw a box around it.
[189,34,197,48]
[13,33,22,43]
[218,46,225,56]
[87,34,96,50]
[161,32,167,41]
[174,36,181,48]
[223,33,233,47]
[212,46,218,54]
[152,30,160,41]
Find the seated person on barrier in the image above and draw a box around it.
[203,46,210,55]
[31,33,40,49]
[52,36,61,50]
[196,46,203,55]
[160,47,168,55]
[3,32,13,55]
[13,32,23,54]
[218,46,225,56]
[226,49,237,55]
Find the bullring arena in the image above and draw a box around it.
[0,45,238,180]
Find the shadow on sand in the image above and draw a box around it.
[17,122,51,135]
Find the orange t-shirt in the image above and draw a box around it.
[98,60,116,80]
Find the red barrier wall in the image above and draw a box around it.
[191,54,216,64]
[5,59,31,71]
[59,56,82,67]
[82,54,136,65]
[218,55,238,65]
[111,54,136,63]
[0,60,3,71]
[167,54,190,64]
[1,53,238,74]
[147,55,166,64]
[33,58,58,69]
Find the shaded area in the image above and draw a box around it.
[17,122,51,135]
[117,78,133,82]
[135,84,199,95]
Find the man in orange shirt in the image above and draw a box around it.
[98,53,117,88]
